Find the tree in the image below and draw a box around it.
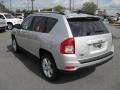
[53,5,64,12]
[82,2,97,14]
[16,9,22,13]
[116,13,120,16]
[41,8,52,12]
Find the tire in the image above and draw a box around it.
[0,27,5,32]
[41,53,58,81]
[2,28,5,32]
[8,23,13,30]
[12,38,20,53]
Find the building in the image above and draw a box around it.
[95,9,107,16]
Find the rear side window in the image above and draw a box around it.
[46,18,57,33]
[31,16,47,32]
[31,16,57,33]
[68,17,109,37]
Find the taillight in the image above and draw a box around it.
[60,38,75,54]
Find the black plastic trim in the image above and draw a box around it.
[80,51,113,64]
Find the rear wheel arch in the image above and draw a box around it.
[39,48,57,68]
[39,48,54,59]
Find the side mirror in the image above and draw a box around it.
[14,24,21,29]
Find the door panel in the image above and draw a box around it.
[16,16,33,50]
[23,16,47,56]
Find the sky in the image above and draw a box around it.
[2,0,120,15]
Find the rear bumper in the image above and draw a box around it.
[57,51,114,71]
[79,51,113,64]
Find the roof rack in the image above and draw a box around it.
[35,10,93,16]
[36,11,65,15]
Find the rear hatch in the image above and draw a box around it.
[68,17,113,61]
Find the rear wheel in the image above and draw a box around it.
[0,27,5,32]
[2,28,6,32]
[41,53,58,81]
[8,23,13,30]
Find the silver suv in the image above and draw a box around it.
[11,12,114,81]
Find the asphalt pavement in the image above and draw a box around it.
[0,25,120,90]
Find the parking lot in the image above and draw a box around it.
[0,24,120,90]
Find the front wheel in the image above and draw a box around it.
[12,38,19,53]
[41,53,58,81]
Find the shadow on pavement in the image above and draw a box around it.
[52,68,95,84]
[7,45,95,84]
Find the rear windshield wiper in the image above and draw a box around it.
[95,30,104,33]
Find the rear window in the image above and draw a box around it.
[68,17,109,37]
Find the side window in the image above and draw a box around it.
[45,18,57,33]
[21,16,33,30]
[31,16,47,33]
[0,15,5,19]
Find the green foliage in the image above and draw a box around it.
[41,8,52,12]
[82,2,97,14]
[116,13,120,16]
[16,9,38,17]
[53,5,65,12]
[16,9,22,13]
